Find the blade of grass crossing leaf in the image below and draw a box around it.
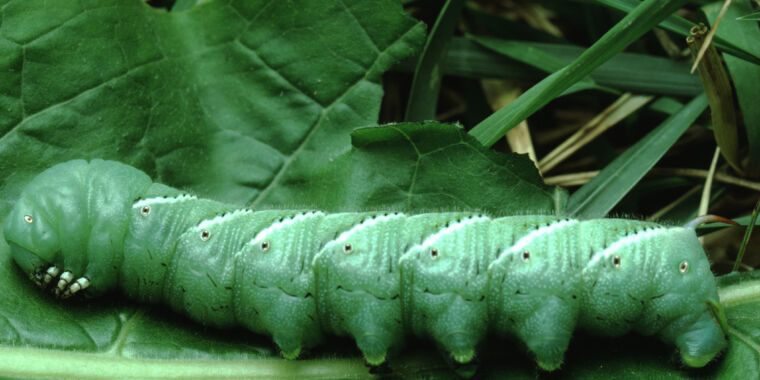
[405,0,466,121]
[737,11,760,21]
[594,0,760,65]
[704,0,760,177]
[469,0,690,147]
[566,94,708,218]
[733,200,760,272]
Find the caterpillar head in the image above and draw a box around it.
[3,159,152,299]
[652,227,728,368]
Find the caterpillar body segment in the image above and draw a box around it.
[3,159,728,371]
[123,184,230,304]
[314,211,410,365]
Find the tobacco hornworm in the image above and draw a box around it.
[3,159,729,371]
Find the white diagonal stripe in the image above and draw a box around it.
[249,211,324,245]
[132,194,197,209]
[411,216,490,251]
[584,227,668,271]
[196,209,254,230]
[331,213,406,244]
[503,219,579,254]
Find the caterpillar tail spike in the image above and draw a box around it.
[684,215,739,228]
[3,159,729,371]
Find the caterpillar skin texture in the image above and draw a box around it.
[4,159,728,370]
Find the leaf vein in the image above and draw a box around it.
[249,25,422,207]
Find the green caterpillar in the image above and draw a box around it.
[3,159,728,370]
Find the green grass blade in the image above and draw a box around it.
[566,94,708,218]
[532,43,701,96]
[733,200,760,272]
[594,0,760,65]
[405,0,466,121]
[394,38,702,95]
[469,36,700,95]
[737,11,760,21]
[402,38,541,79]
[469,36,577,74]
[468,0,689,147]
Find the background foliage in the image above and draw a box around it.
[0,0,759,378]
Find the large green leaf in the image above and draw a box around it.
[0,0,758,378]
[303,122,562,214]
[0,0,425,212]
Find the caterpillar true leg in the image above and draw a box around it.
[61,277,90,299]
[54,271,75,297]
[42,266,60,287]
